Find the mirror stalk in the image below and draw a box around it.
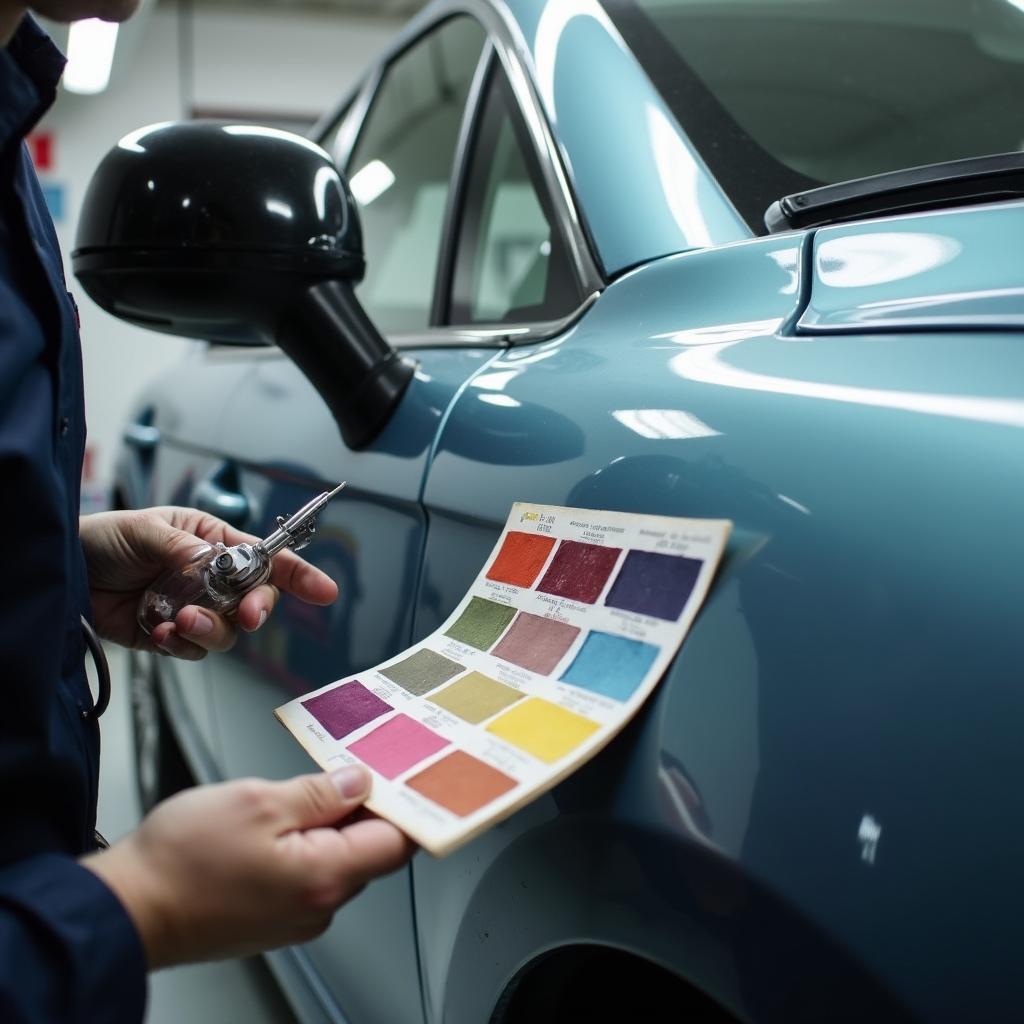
[280,281,415,450]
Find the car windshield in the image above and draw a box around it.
[602,0,1024,232]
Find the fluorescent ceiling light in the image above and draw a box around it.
[63,18,119,95]
[349,160,395,206]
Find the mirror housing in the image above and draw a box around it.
[72,120,414,449]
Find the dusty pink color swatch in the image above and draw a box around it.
[347,714,449,779]
[491,612,580,675]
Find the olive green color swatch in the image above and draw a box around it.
[444,597,517,651]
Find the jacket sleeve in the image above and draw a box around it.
[0,853,147,1024]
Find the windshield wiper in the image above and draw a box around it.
[764,152,1024,233]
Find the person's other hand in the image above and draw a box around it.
[83,767,415,967]
[80,507,338,659]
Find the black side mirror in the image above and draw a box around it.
[71,120,414,450]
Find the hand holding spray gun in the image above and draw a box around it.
[138,482,346,635]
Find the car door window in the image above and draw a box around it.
[346,17,486,334]
[449,65,582,325]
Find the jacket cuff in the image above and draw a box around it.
[0,852,147,1023]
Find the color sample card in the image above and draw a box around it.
[276,503,731,857]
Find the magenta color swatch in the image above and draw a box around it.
[536,540,623,604]
[301,681,391,740]
[491,611,581,675]
[347,714,450,780]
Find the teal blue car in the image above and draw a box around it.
[84,0,1024,1020]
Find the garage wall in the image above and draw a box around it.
[35,4,402,500]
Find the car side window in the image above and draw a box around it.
[346,17,486,334]
[449,65,582,325]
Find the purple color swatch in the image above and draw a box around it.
[301,681,392,740]
[347,713,450,780]
[491,612,580,675]
[605,550,702,622]
[536,540,623,604]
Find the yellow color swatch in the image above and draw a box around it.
[486,697,599,764]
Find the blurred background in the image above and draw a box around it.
[33,0,424,511]
[38,3,425,1019]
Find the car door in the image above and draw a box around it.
[200,16,497,1024]
[397,48,606,1021]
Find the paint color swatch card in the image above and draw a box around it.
[275,503,731,856]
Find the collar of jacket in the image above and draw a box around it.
[0,15,66,156]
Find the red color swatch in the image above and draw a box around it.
[486,531,556,588]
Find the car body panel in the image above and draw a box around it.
[413,224,1024,1021]
[798,200,1024,332]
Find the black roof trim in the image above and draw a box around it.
[765,151,1024,233]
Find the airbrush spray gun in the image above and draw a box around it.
[138,482,346,636]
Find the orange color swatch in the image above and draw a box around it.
[406,750,517,817]
[486,531,556,588]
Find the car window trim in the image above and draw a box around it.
[430,40,496,328]
[482,0,604,296]
[314,65,382,168]
[318,1,604,344]
[445,53,587,327]
[387,290,599,351]
[201,290,599,359]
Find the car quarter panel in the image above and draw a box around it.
[412,226,1024,1022]
[798,200,1024,332]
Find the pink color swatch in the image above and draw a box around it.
[347,714,449,780]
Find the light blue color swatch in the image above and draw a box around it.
[560,630,660,702]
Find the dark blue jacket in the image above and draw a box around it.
[0,17,146,1022]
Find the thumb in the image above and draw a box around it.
[271,767,371,832]
[124,513,219,575]
[150,522,219,573]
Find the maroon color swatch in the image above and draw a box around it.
[536,540,623,604]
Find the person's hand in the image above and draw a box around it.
[83,767,415,967]
[80,507,338,659]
